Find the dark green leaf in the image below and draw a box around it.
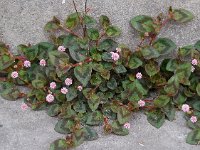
[173,9,194,23]
[147,109,165,128]
[105,26,121,37]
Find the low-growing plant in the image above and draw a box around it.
[0,1,200,149]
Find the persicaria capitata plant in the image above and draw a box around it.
[0,1,200,149]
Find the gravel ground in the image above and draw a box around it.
[0,0,200,150]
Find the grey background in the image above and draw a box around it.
[0,0,200,150]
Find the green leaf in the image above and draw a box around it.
[111,121,129,136]
[178,45,193,58]
[86,111,103,126]
[24,45,39,61]
[105,26,121,37]
[74,63,92,87]
[87,28,100,40]
[73,101,86,113]
[193,101,200,111]
[50,139,68,150]
[153,38,177,55]
[54,119,75,134]
[32,79,46,89]
[48,51,70,67]
[186,129,200,145]
[162,102,175,121]
[65,13,80,29]
[166,59,178,72]
[107,77,117,90]
[196,83,200,96]
[90,73,102,86]
[147,109,165,128]
[88,93,100,111]
[145,61,160,77]
[71,128,85,147]
[98,39,117,52]
[173,9,194,23]
[194,40,200,52]
[0,55,14,71]
[164,76,179,96]
[173,93,187,105]
[66,86,78,101]
[83,15,96,25]
[175,62,191,85]
[83,126,99,141]
[114,65,127,74]
[47,104,61,117]
[44,17,60,32]
[117,107,131,124]
[141,46,160,59]
[99,15,110,29]
[130,15,155,33]
[0,82,21,100]
[102,52,113,62]
[154,95,170,108]
[69,44,87,62]
[128,55,143,69]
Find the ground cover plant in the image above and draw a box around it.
[0,0,200,149]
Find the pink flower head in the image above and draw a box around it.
[190,116,198,123]
[65,78,73,86]
[77,85,83,91]
[136,72,142,79]
[21,103,28,111]
[58,46,66,52]
[39,59,46,66]
[50,82,56,89]
[46,94,54,103]
[116,47,121,53]
[181,104,190,112]
[23,60,31,68]
[61,87,68,94]
[191,59,198,66]
[123,122,130,129]
[191,66,195,72]
[110,52,120,61]
[138,100,145,107]
[11,71,18,78]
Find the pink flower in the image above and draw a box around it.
[21,103,28,111]
[191,59,198,66]
[138,100,145,107]
[181,104,190,112]
[11,71,18,78]
[39,59,46,66]
[110,52,120,61]
[116,47,121,53]
[61,87,68,94]
[58,46,66,52]
[46,94,54,103]
[123,122,130,129]
[191,66,195,72]
[136,72,142,79]
[190,116,198,123]
[65,78,73,86]
[50,82,56,89]
[77,85,83,91]
[23,60,31,68]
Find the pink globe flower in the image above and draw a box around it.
[181,104,190,112]
[21,103,28,111]
[191,66,195,72]
[190,116,198,123]
[123,122,130,129]
[138,100,145,107]
[23,60,31,68]
[46,94,54,103]
[11,71,18,78]
[50,82,56,89]
[110,52,120,61]
[39,59,46,66]
[191,59,198,66]
[65,78,73,86]
[116,47,121,53]
[58,46,66,52]
[136,72,142,79]
[61,87,68,94]
[77,85,83,91]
